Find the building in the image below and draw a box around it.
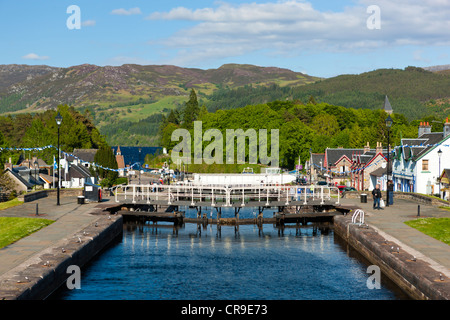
[384,95,393,115]
[3,166,44,193]
[67,149,98,168]
[439,169,450,200]
[320,142,389,190]
[309,153,325,182]
[114,146,126,177]
[62,164,96,188]
[392,120,450,196]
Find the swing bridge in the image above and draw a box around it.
[112,183,340,207]
[110,183,345,226]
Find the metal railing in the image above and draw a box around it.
[113,184,340,207]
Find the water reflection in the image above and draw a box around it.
[52,207,409,300]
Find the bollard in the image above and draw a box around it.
[35,203,39,216]
[417,205,420,217]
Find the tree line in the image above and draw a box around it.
[159,89,445,169]
[0,105,118,188]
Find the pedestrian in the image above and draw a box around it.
[372,184,382,210]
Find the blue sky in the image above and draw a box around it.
[1,0,449,78]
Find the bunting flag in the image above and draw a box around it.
[0,142,448,175]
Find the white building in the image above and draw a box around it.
[392,120,450,197]
[192,171,296,186]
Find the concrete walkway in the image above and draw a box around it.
[0,195,117,277]
[339,196,450,276]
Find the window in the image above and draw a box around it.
[422,160,429,171]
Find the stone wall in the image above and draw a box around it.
[333,215,450,300]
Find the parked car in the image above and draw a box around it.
[337,185,357,194]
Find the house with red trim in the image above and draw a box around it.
[321,142,388,190]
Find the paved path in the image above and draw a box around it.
[0,195,117,277]
[340,197,450,275]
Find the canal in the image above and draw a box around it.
[52,207,408,300]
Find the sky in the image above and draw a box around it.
[0,0,449,78]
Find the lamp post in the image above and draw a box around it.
[138,147,141,185]
[34,160,39,191]
[438,149,443,199]
[55,112,62,206]
[385,115,393,207]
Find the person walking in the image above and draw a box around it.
[372,184,382,210]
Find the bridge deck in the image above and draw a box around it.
[112,184,341,208]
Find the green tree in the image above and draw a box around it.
[182,89,200,129]
[311,114,340,137]
[94,143,118,185]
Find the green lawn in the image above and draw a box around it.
[0,198,24,211]
[0,217,54,249]
[405,217,450,245]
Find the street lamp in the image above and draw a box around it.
[138,147,141,185]
[55,112,62,206]
[385,114,393,207]
[34,159,39,191]
[438,149,443,198]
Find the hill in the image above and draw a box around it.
[205,66,450,120]
[0,63,319,146]
[0,63,318,114]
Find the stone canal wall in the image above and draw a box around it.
[333,214,450,300]
[0,214,122,300]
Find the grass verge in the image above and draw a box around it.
[404,217,450,245]
[0,198,24,211]
[0,217,54,249]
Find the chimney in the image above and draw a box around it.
[418,121,431,138]
[364,142,370,153]
[376,141,382,154]
[444,117,450,138]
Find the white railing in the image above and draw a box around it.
[113,184,340,207]
[351,209,365,225]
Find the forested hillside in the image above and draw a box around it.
[159,90,434,169]
[0,105,107,168]
[205,67,450,120]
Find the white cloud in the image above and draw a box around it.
[147,0,450,65]
[111,7,142,15]
[22,53,49,60]
[82,20,96,27]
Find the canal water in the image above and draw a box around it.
[53,207,408,300]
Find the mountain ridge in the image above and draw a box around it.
[0,63,319,114]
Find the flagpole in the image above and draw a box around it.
[53,155,55,188]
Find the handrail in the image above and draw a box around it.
[351,209,365,225]
[113,184,341,206]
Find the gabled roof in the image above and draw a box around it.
[17,158,50,168]
[400,132,449,161]
[4,168,44,188]
[311,153,324,165]
[5,168,33,188]
[69,164,92,179]
[325,148,363,166]
[67,149,98,163]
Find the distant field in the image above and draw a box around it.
[119,95,188,122]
